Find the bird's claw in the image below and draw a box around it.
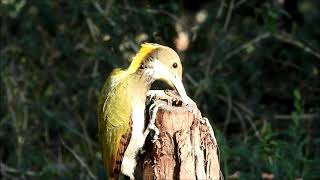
[146,90,161,105]
[140,149,146,155]
[144,102,163,142]
[147,123,160,143]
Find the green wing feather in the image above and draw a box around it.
[98,69,132,177]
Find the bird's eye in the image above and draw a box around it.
[172,62,178,68]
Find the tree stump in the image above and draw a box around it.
[137,90,221,180]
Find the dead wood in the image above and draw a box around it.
[137,90,221,180]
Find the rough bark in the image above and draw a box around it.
[137,90,220,180]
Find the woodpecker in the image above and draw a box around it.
[97,43,188,180]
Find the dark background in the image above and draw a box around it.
[1,0,319,179]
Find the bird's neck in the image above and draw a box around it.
[128,69,155,103]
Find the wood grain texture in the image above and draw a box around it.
[137,90,221,180]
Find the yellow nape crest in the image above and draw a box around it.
[128,43,161,73]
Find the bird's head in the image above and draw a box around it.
[128,43,189,103]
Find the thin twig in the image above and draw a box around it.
[74,111,95,156]
[216,95,254,117]
[86,18,99,42]
[224,32,271,60]
[232,106,248,138]
[223,0,235,32]
[216,0,226,19]
[232,101,254,117]
[273,33,320,60]
[123,6,179,22]
[274,114,317,120]
[104,0,114,16]
[206,44,216,75]
[0,162,37,177]
[185,73,199,87]
[244,115,262,141]
[235,0,247,8]
[60,139,97,180]
[145,8,179,22]
[217,95,262,140]
[91,1,116,26]
[223,87,232,134]
[224,32,320,61]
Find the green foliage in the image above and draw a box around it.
[1,0,319,179]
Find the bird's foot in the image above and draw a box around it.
[146,90,162,106]
[148,123,159,143]
[139,148,146,155]
[144,102,163,142]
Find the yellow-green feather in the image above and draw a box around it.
[98,69,132,175]
[127,43,161,73]
[98,43,162,177]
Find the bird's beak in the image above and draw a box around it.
[169,75,189,104]
[154,61,189,104]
